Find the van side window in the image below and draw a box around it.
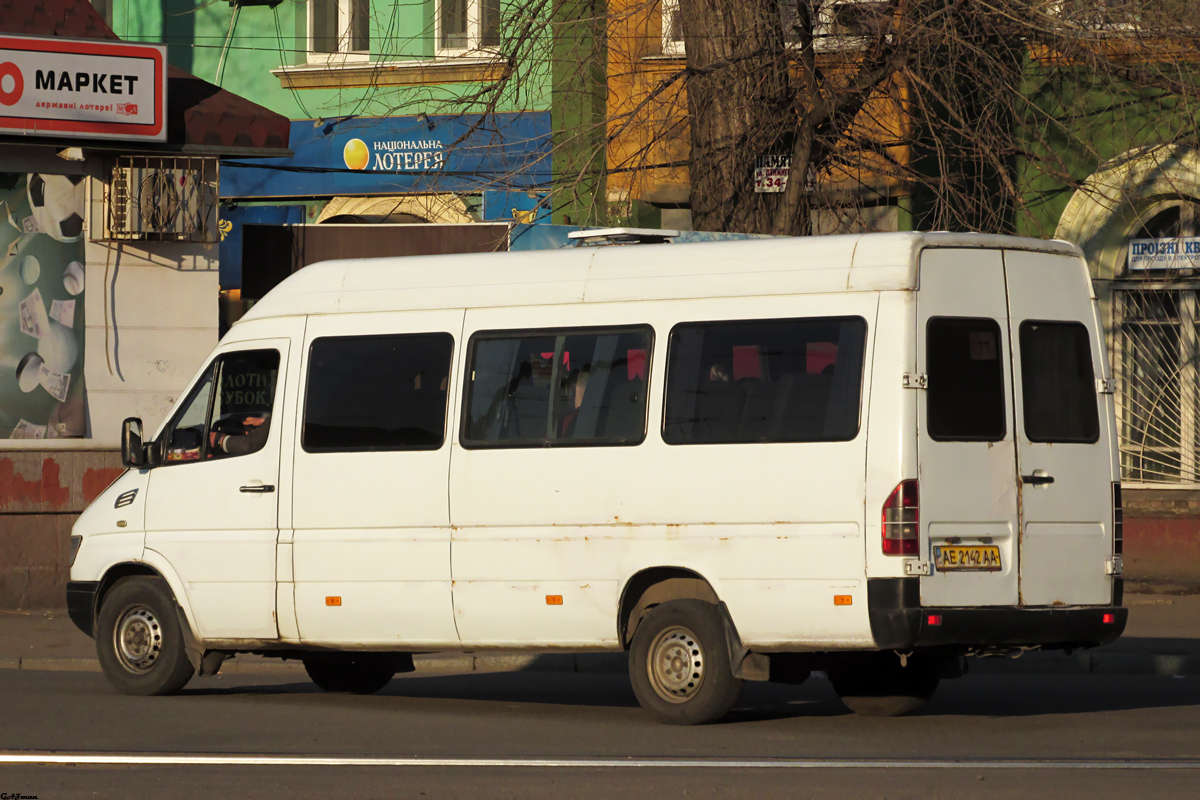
[926,317,1006,442]
[161,349,281,463]
[461,326,653,447]
[302,333,454,452]
[662,316,866,444]
[1019,321,1100,443]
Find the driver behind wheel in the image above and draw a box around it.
[210,414,270,456]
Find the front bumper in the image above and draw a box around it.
[66,581,99,639]
[868,578,1127,651]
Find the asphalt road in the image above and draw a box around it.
[3,668,1199,798]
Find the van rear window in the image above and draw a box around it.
[926,317,1007,441]
[1019,321,1100,443]
[461,326,653,448]
[662,316,866,444]
[302,333,454,452]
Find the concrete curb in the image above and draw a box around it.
[0,652,629,676]
[2,651,1198,678]
[967,650,1200,677]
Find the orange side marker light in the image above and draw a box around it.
[546,595,563,606]
[834,595,853,606]
[326,596,342,607]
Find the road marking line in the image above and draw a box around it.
[2,754,1200,769]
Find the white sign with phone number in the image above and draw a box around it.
[754,154,790,193]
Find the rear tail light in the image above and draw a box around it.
[1113,482,1123,556]
[882,479,919,556]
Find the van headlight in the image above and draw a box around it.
[69,535,82,567]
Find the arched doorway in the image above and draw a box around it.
[315,194,473,225]
[1058,146,1200,485]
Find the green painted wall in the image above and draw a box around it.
[106,0,551,122]
[549,0,607,226]
[1015,64,1200,240]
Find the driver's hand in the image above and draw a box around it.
[243,416,266,428]
[209,431,220,448]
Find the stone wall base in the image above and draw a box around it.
[0,513,77,608]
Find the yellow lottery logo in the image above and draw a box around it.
[343,138,369,170]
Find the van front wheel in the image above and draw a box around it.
[96,577,195,696]
[303,654,396,694]
[629,600,743,725]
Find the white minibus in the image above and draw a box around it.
[67,231,1126,724]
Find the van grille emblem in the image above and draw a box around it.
[114,489,138,509]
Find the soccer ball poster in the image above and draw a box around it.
[0,172,86,439]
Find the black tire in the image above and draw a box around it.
[95,577,195,696]
[768,653,812,686]
[303,654,396,694]
[628,599,743,725]
[829,653,940,717]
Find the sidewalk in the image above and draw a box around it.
[1,593,1198,679]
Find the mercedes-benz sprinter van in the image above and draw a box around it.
[67,232,1126,724]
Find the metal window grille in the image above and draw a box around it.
[1114,286,1200,484]
[103,156,219,242]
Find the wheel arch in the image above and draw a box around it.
[95,562,161,622]
[97,556,199,644]
[617,567,721,649]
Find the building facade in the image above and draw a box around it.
[100,0,555,310]
[0,1,289,607]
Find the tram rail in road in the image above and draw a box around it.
[5,753,1200,770]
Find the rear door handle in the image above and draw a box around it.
[1021,471,1054,486]
[239,484,275,493]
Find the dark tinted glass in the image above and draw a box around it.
[162,349,279,463]
[1020,321,1100,443]
[303,333,453,452]
[482,0,501,47]
[441,0,467,48]
[350,0,370,51]
[311,0,338,53]
[926,317,1007,441]
[663,316,866,444]
[462,327,652,447]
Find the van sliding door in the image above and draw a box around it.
[289,310,463,646]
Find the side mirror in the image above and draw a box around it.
[121,417,145,468]
[146,436,162,468]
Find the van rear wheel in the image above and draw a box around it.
[629,600,743,725]
[829,653,939,717]
[96,577,195,696]
[303,654,396,694]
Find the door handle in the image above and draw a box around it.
[1021,470,1054,486]
[239,484,276,493]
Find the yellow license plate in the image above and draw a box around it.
[932,545,1002,572]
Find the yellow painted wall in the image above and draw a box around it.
[606,0,913,211]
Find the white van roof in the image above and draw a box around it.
[238,231,1081,322]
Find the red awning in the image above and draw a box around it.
[0,0,290,155]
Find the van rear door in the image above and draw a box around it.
[916,248,1020,607]
[1004,250,1115,606]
